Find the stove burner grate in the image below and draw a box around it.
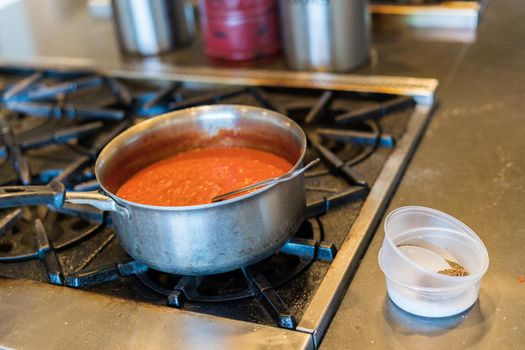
[0,66,416,328]
[0,67,413,197]
[62,219,337,329]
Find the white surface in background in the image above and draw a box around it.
[0,0,34,55]
[0,0,19,11]
[87,0,111,18]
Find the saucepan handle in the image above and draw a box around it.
[0,180,130,218]
[0,180,66,208]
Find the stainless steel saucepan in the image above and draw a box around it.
[0,105,307,276]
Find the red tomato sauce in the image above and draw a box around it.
[116,147,294,206]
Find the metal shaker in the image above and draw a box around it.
[111,0,195,56]
[279,0,371,72]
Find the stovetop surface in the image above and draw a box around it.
[0,68,414,328]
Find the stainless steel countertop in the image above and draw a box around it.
[0,0,440,104]
[0,0,467,79]
[0,0,523,349]
[321,0,525,348]
[0,278,313,350]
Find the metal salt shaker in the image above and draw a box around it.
[279,0,371,72]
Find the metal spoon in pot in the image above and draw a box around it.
[211,158,320,203]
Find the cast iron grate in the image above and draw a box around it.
[63,218,337,329]
[0,67,413,328]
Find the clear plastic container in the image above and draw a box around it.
[378,206,489,317]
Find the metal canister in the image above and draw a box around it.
[111,0,195,56]
[279,0,371,72]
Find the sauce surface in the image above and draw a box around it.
[116,147,294,206]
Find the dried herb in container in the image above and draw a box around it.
[438,259,469,277]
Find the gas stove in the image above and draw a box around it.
[0,67,436,349]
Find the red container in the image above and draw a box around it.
[202,0,277,15]
[199,0,281,61]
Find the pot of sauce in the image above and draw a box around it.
[0,105,307,275]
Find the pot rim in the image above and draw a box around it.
[95,104,307,211]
